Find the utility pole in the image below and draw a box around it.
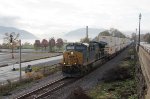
[10,34,14,59]
[138,13,142,52]
[86,26,88,39]
[135,28,137,45]
[19,40,22,81]
[49,38,51,52]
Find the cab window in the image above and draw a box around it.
[66,46,75,50]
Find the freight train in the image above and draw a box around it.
[61,36,131,77]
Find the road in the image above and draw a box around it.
[0,55,63,83]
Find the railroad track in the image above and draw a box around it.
[15,77,76,99]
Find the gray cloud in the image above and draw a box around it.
[0,0,150,39]
[0,16,20,27]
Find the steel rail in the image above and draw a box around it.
[15,77,66,99]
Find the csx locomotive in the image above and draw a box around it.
[61,41,107,77]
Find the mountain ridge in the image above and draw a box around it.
[63,28,105,42]
[0,26,38,39]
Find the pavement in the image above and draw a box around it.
[0,55,63,84]
[0,53,17,66]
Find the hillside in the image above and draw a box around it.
[0,26,38,40]
[63,28,105,42]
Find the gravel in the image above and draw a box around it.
[2,71,64,99]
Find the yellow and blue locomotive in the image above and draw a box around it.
[61,41,107,77]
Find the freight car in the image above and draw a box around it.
[98,36,131,58]
[61,36,131,77]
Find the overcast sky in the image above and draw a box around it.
[0,0,149,38]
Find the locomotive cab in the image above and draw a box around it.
[62,43,87,77]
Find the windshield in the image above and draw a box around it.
[76,46,85,50]
[66,46,75,50]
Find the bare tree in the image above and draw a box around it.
[99,30,111,36]
[109,28,126,38]
[4,32,19,59]
[143,33,150,43]
[80,37,90,43]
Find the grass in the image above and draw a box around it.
[0,78,33,97]
[88,48,137,99]
[89,79,137,99]
[16,64,61,75]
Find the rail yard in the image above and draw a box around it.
[8,42,133,99]
[2,24,150,99]
[1,0,150,98]
[1,25,150,99]
[0,30,135,99]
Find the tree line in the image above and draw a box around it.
[0,32,64,57]
[98,28,126,38]
[80,28,126,43]
[132,33,150,44]
[34,38,64,52]
[143,33,150,43]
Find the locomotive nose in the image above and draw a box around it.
[63,51,83,66]
[63,51,78,65]
[68,52,78,65]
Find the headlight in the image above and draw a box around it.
[71,52,74,55]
